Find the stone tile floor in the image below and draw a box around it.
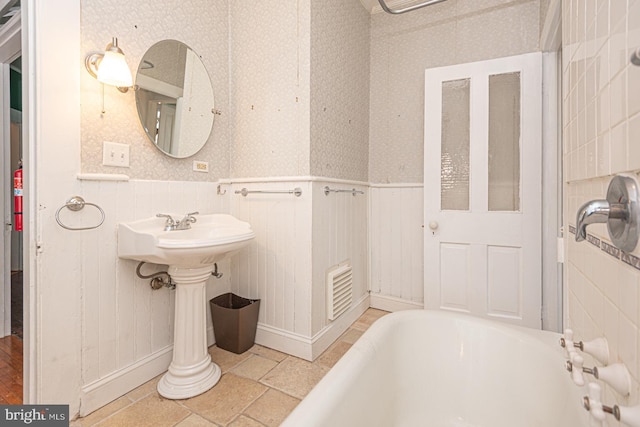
[71,308,389,427]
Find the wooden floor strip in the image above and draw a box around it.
[0,335,22,404]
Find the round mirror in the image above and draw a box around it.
[135,40,215,158]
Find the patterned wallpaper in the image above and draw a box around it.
[83,0,541,183]
[368,0,541,183]
[229,0,311,178]
[230,0,369,181]
[310,0,370,182]
[80,0,229,181]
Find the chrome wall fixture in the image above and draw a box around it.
[377,0,447,15]
[55,196,105,231]
[631,47,640,66]
[136,261,175,290]
[235,187,302,197]
[323,186,365,196]
[575,175,640,253]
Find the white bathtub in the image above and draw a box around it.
[282,310,590,427]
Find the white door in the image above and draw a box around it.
[424,53,542,328]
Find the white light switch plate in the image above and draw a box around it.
[103,141,130,167]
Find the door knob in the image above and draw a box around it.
[428,221,439,234]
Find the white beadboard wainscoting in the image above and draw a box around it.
[73,177,420,414]
[74,178,230,416]
[227,178,369,361]
[369,184,424,311]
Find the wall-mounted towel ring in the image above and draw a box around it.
[631,47,640,66]
[576,175,640,253]
[55,196,105,231]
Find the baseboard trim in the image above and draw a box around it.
[370,294,423,312]
[79,346,173,417]
[255,294,370,361]
[79,295,372,416]
[310,294,369,360]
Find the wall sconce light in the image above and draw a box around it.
[85,37,133,93]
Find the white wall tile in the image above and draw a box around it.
[629,114,640,170]
[565,0,640,407]
[619,313,638,378]
[619,266,639,326]
[609,122,628,173]
[609,69,628,127]
[596,131,611,176]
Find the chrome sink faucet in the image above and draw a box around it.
[156,212,199,231]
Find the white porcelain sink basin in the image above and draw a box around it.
[118,213,255,268]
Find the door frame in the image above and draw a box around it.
[540,0,563,332]
[0,11,21,338]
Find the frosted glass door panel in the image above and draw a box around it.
[488,72,521,212]
[441,79,470,211]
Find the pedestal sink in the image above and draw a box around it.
[118,213,255,399]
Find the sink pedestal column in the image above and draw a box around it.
[157,265,221,399]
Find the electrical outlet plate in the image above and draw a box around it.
[193,161,209,173]
[103,142,130,167]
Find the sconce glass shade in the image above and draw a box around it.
[97,50,133,87]
[85,37,133,92]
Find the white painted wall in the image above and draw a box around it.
[310,181,369,336]
[228,178,369,361]
[77,179,230,415]
[25,0,82,412]
[369,185,424,311]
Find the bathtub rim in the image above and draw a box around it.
[281,309,588,427]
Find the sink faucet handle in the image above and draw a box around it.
[185,211,199,223]
[156,213,175,224]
